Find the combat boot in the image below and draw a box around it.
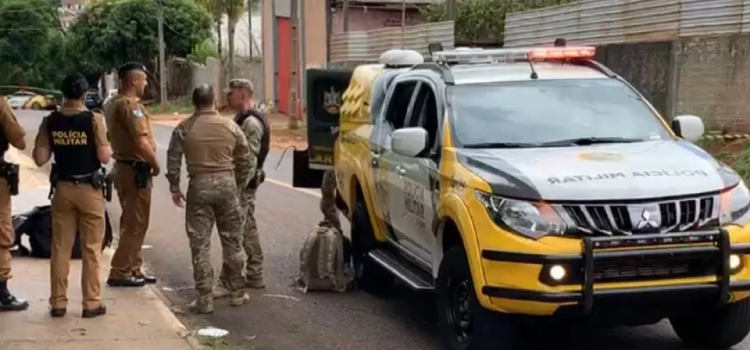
[0,280,29,312]
[229,291,248,307]
[245,278,265,289]
[212,282,231,299]
[188,295,214,314]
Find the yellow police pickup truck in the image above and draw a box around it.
[293,45,750,350]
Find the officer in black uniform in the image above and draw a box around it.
[33,73,112,318]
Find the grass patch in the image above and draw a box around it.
[697,136,750,181]
[147,96,193,115]
[197,336,256,350]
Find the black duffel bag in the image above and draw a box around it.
[12,205,113,259]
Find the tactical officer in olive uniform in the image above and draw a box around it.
[106,62,160,287]
[0,95,28,312]
[214,79,269,298]
[33,73,112,318]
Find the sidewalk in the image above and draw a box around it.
[0,148,200,350]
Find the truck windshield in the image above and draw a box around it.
[449,79,672,147]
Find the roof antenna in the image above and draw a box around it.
[527,56,539,79]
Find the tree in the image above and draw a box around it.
[0,0,64,88]
[196,0,223,58]
[221,0,247,78]
[422,0,577,46]
[187,38,219,65]
[66,0,213,84]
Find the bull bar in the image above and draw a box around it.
[481,229,750,314]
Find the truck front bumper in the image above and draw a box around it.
[481,230,750,314]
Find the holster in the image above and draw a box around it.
[132,161,152,189]
[90,168,113,202]
[0,163,20,196]
[119,160,151,189]
[247,170,265,190]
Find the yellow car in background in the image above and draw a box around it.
[4,90,58,110]
[23,94,52,110]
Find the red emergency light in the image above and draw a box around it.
[528,47,596,60]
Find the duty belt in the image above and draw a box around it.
[57,173,96,185]
[117,159,151,189]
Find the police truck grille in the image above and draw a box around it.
[558,195,720,236]
[591,255,718,283]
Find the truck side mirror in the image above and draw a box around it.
[671,115,705,143]
[391,127,428,157]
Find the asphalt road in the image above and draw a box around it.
[12,110,750,350]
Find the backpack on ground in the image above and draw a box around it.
[297,220,354,293]
[12,205,113,259]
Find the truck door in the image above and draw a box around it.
[374,79,432,265]
[394,81,441,265]
[292,68,352,188]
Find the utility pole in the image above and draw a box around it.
[289,0,299,129]
[157,0,167,112]
[248,0,253,59]
[342,0,349,32]
[446,0,456,20]
[401,0,406,49]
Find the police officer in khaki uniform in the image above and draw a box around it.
[166,84,250,313]
[33,73,111,318]
[0,95,28,312]
[106,63,160,287]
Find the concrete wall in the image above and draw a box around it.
[674,35,750,130]
[330,6,422,33]
[595,41,673,118]
[163,57,263,102]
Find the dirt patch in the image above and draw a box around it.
[150,113,188,121]
[271,129,307,150]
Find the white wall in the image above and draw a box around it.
[216,12,263,57]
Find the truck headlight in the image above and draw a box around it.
[720,181,750,227]
[474,191,567,239]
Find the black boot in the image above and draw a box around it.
[0,280,29,312]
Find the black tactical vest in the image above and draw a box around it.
[46,111,101,177]
[235,109,270,176]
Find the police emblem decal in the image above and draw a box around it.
[323,87,341,114]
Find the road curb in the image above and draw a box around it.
[148,284,205,350]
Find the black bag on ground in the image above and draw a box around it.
[12,205,113,259]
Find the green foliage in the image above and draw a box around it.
[66,0,213,77]
[422,0,577,45]
[0,0,64,88]
[732,147,750,182]
[187,38,219,64]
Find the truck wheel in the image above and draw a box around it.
[437,246,521,350]
[670,298,750,349]
[351,199,394,295]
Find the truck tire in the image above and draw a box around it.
[351,198,394,296]
[670,297,750,349]
[437,246,521,350]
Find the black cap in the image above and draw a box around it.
[117,62,147,80]
[554,38,567,47]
